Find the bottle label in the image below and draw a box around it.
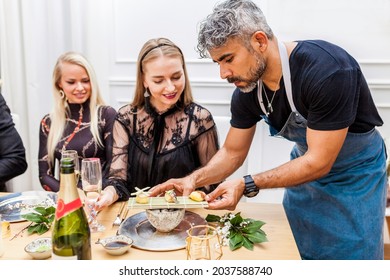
[55,198,83,220]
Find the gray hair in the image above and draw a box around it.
[197,0,274,58]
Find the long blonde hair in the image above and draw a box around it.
[47,51,106,164]
[132,38,194,107]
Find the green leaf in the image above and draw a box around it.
[36,224,50,235]
[229,214,243,226]
[21,213,45,223]
[249,219,266,228]
[21,206,55,236]
[242,220,266,233]
[229,238,243,251]
[205,214,221,223]
[48,215,55,223]
[46,206,56,215]
[245,231,268,243]
[229,231,243,246]
[27,224,42,234]
[242,236,254,251]
[34,206,48,215]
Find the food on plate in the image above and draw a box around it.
[135,192,150,204]
[189,190,206,202]
[164,189,178,203]
[131,187,151,204]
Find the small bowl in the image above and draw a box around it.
[146,208,185,232]
[96,235,133,256]
[24,237,52,260]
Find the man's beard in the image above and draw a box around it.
[227,53,266,93]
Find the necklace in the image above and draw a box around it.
[261,77,281,116]
[62,106,83,151]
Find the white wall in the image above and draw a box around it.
[1,0,389,204]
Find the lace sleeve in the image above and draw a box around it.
[101,106,117,179]
[191,110,221,193]
[194,125,219,167]
[104,118,131,200]
[189,103,220,166]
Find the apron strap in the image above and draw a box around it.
[257,39,298,114]
[278,40,297,113]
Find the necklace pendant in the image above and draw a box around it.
[267,103,273,114]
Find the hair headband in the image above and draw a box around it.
[140,43,183,67]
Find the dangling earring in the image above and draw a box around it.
[144,88,151,112]
[59,90,65,99]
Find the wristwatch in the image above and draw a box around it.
[243,175,259,198]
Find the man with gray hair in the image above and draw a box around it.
[151,0,386,260]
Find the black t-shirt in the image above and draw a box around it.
[230,40,383,133]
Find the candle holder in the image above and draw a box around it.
[186,225,222,260]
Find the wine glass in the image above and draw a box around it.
[61,150,80,182]
[81,158,105,232]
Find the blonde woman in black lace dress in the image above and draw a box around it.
[38,51,117,192]
[96,38,220,209]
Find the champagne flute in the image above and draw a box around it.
[61,150,80,182]
[81,158,105,232]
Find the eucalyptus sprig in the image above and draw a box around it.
[206,212,268,251]
[21,206,56,235]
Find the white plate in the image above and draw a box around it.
[118,210,206,251]
[0,191,57,222]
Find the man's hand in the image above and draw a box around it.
[149,176,196,197]
[205,178,245,210]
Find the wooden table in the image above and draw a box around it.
[0,193,300,260]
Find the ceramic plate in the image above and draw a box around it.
[118,210,206,251]
[0,191,57,222]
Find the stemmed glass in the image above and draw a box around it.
[61,150,80,182]
[81,158,105,232]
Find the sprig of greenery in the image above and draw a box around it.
[206,212,268,251]
[21,206,56,235]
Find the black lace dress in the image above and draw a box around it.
[104,102,220,200]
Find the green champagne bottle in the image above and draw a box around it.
[52,158,91,260]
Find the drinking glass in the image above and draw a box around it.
[61,150,80,182]
[186,225,223,260]
[81,158,105,232]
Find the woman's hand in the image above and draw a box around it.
[95,185,118,211]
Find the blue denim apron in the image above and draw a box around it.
[257,41,387,259]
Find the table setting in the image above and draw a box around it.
[0,190,301,260]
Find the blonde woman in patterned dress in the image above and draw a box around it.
[38,51,116,192]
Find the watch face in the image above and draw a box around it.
[245,189,259,198]
[243,175,259,198]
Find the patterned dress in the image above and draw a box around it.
[38,100,116,192]
[104,102,220,200]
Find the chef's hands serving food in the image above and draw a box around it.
[150,177,245,211]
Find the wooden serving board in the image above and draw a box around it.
[127,196,208,209]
